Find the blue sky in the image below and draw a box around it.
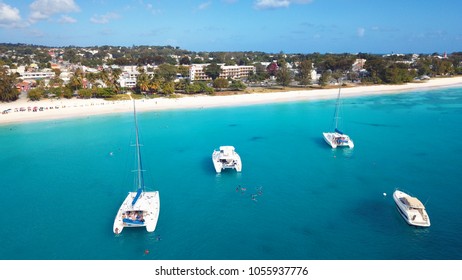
[0,0,461,54]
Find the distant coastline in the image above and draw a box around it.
[1,76,462,125]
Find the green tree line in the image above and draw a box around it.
[2,43,462,102]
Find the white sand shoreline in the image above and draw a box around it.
[1,76,462,125]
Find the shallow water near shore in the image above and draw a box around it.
[1,87,462,260]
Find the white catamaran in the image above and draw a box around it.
[113,99,160,234]
[212,146,242,173]
[323,83,354,148]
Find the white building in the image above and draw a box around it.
[116,66,156,88]
[189,64,256,81]
[19,71,55,80]
[118,70,139,88]
[352,59,367,72]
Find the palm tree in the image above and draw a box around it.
[136,70,150,94]
[99,68,110,88]
[85,72,98,89]
[69,68,84,91]
[112,68,122,81]
[68,75,83,91]
[110,68,122,93]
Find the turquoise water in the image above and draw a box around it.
[1,87,462,260]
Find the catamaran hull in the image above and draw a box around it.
[212,160,242,173]
[212,150,242,173]
[323,132,354,148]
[113,191,160,234]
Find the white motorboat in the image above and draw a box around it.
[393,190,430,227]
[113,99,160,234]
[212,146,242,173]
[323,83,354,148]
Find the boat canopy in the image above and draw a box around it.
[219,146,235,155]
[403,196,425,209]
[132,188,143,206]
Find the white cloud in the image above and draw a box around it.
[90,12,120,24]
[0,2,22,28]
[198,1,212,10]
[370,26,400,33]
[29,0,80,23]
[357,27,365,37]
[255,0,290,9]
[58,15,76,23]
[254,0,312,10]
[145,3,161,15]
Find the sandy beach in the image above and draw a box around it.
[1,76,462,125]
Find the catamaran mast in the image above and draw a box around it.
[133,99,144,191]
[131,99,145,207]
[333,83,342,130]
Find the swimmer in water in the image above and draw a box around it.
[256,186,263,195]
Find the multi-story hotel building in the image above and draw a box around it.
[189,64,256,81]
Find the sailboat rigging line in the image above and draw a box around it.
[132,99,145,192]
[332,83,342,130]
